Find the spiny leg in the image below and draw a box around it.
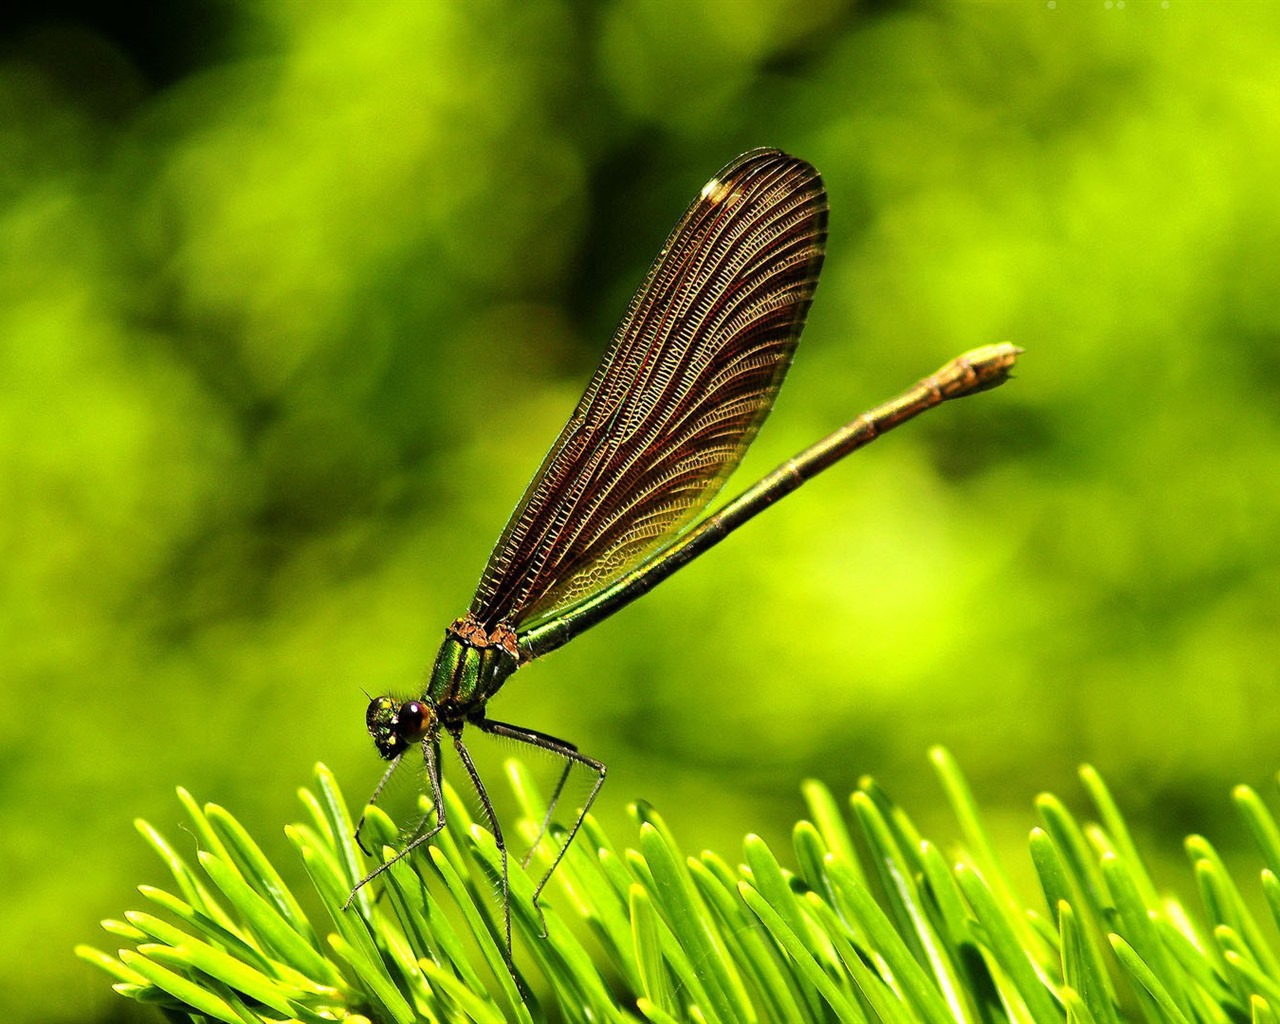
[494,723,578,868]
[525,758,573,868]
[355,754,403,856]
[450,729,516,980]
[474,716,606,936]
[345,738,445,908]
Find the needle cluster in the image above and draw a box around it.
[80,751,1280,1022]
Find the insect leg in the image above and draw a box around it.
[524,758,574,868]
[451,729,516,980]
[473,717,606,936]
[345,738,445,908]
[354,754,402,856]
[477,716,577,866]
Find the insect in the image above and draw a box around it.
[349,149,1021,972]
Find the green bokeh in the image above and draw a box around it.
[3,2,1278,1020]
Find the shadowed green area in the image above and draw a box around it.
[2,2,1278,1020]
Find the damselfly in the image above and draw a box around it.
[349,149,1022,975]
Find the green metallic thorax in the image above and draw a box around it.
[426,631,518,721]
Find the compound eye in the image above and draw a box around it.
[396,701,428,739]
[366,695,397,734]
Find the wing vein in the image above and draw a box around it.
[468,149,828,630]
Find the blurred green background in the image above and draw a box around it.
[3,1,1278,1020]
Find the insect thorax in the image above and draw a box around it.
[425,615,519,717]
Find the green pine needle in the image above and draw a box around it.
[78,750,1280,1022]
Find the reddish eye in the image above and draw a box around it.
[396,701,425,737]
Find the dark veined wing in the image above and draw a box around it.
[469,149,828,633]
